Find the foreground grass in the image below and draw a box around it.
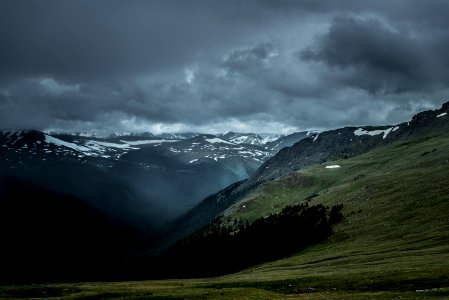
[1,280,448,299]
[1,134,449,299]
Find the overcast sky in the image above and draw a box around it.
[1,0,449,134]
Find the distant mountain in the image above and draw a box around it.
[264,131,317,151]
[42,130,310,147]
[108,132,200,140]
[219,132,290,146]
[156,132,200,140]
[0,129,309,183]
[0,129,303,234]
[108,131,157,138]
[219,132,269,146]
[259,133,285,143]
[62,131,100,137]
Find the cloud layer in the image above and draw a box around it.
[1,0,448,133]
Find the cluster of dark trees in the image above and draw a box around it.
[152,203,343,278]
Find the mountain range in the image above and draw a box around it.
[0,130,309,238]
[149,101,449,256]
[1,101,449,284]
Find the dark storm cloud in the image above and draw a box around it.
[300,15,449,94]
[1,0,449,133]
[0,0,227,80]
[223,42,276,74]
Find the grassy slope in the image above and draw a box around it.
[1,133,449,299]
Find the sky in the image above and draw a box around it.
[1,0,449,135]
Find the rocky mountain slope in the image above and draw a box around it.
[164,101,449,247]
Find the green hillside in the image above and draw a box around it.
[214,130,449,297]
[1,132,449,298]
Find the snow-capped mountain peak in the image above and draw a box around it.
[219,132,265,145]
[205,137,235,145]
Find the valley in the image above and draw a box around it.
[1,108,449,298]
[1,103,448,298]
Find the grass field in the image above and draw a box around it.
[1,134,449,299]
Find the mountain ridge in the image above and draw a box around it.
[0,128,310,240]
[2,101,449,283]
[160,101,449,251]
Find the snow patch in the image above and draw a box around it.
[354,127,394,139]
[229,136,249,144]
[189,159,199,164]
[313,134,319,142]
[325,165,340,169]
[205,137,235,145]
[122,139,179,145]
[259,134,282,144]
[44,135,90,152]
[43,134,144,158]
[86,140,137,149]
[437,112,447,118]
